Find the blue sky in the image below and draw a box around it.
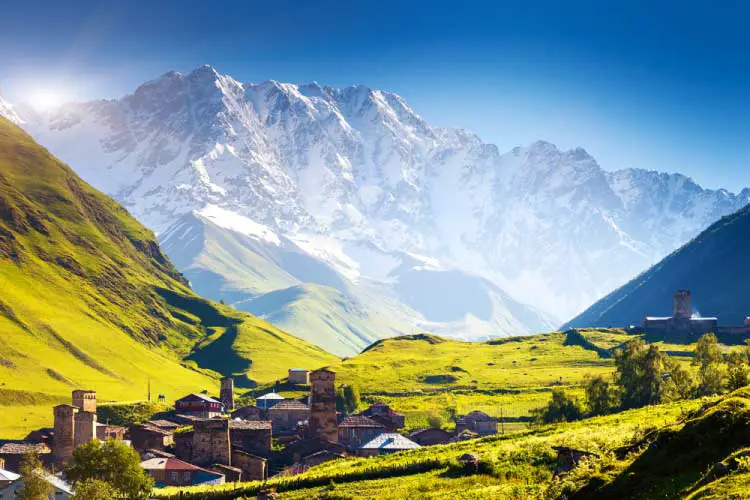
[1,0,749,190]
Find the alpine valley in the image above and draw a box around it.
[2,66,748,354]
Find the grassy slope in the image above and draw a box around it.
[0,117,336,437]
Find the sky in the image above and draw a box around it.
[1,0,749,190]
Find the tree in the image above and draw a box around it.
[65,439,153,499]
[693,333,726,396]
[343,385,361,414]
[614,339,691,409]
[427,414,444,429]
[17,453,52,500]
[584,375,618,416]
[72,479,118,500]
[727,350,750,391]
[534,389,583,424]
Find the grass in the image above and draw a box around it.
[0,117,336,437]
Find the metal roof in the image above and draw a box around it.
[257,392,285,400]
[360,433,421,450]
[0,468,20,482]
[176,393,222,404]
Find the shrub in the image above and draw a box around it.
[534,389,583,424]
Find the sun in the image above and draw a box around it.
[28,88,64,112]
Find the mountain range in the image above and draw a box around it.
[2,66,748,353]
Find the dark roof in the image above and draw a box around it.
[456,411,497,424]
[147,420,181,430]
[176,393,222,404]
[339,415,385,429]
[269,400,309,411]
[409,428,452,438]
[0,442,51,455]
[133,424,173,436]
[229,420,272,430]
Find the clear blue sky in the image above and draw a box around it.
[1,0,749,190]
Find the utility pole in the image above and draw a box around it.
[148,378,151,402]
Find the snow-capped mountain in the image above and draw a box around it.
[0,94,22,124]
[11,65,750,328]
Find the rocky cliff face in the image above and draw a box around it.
[7,65,748,325]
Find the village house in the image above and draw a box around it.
[229,420,272,457]
[96,422,127,441]
[408,427,453,446]
[455,411,498,436]
[174,394,224,418]
[233,405,264,421]
[283,437,347,464]
[0,469,73,500]
[129,423,175,455]
[337,415,386,448]
[141,457,225,488]
[230,449,267,481]
[256,392,285,410]
[210,463,242,483]
[360,402,406,431]
[288,368,310,385]
[359,433,421,457]
[268,400,311,433]
[0,442,52,473]
[0,466,19,489]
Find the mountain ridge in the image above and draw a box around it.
[4,64,748,326]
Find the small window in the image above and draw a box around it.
[183,471,191,481]
[170,471,178,482]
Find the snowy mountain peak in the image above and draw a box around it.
[10,66,750,323]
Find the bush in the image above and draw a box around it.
[534,389,583,424]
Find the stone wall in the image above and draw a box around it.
[192,420,231,467]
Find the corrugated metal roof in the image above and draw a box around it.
[339,415,385,428]
[0,468,20,482]
[176,393,222,404]
[256,392,285,400]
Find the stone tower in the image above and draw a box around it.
[53,404,78,465]
[220,376,234,412]
[674,290,692,322]
[309,368,337,443]
[72,390,97,413]
[74,411,97,448]
[192,419,231,467]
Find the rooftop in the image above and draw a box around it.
[360,433,421,450]
[0,441,51,455]
[229,419,272,430]
[289,368,309,372]
[339,415,386,428]
[141,457,208,471]
[268,400,309,411]
[456,411,497,424]
[256,392,285,401]
[176,393,222,404]
[0,468,20,482]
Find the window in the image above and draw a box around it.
[183,472,191,482]
[170,471,178,482]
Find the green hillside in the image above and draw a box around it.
[566,205,750,330]
[238,283,407,357]
[0,117,336,437]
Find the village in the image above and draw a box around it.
[0,368,499,496]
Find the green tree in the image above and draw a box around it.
[343,385,361,414]
[584,375,618,416]
[72,479,118,500]
[427,414,444,429]
[727,350,750,391]
[17,453,52,500]
[65,439,153,499]
[614,340,690,409]
[693,333,726,395]
[534,389,583,424]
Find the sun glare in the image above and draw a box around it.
[28,88,64,111]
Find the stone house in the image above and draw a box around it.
[337,415,386,448]
[129,424,175,455]
[233,405,264,421]
[408,427,453,446]
[96,423,127,441]
[268,400,310,433]
[360,403,405,431]
[210,463,242,483]
[229,420,272,457]
[283,437,347,464]
[359,433,421,457]
[455,411,498,436]
[0,442,52,473]
[174,394,224,418]
[140,458,224,488]
[288,368,310,385]
[231,449,267,481]
[191,419,231,467]
[256,393,285,410]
